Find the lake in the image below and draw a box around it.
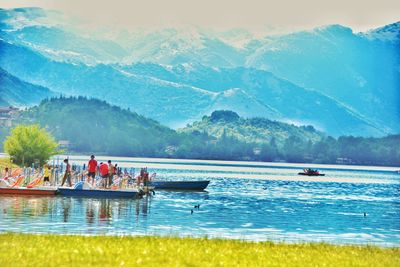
[0,156,399,246]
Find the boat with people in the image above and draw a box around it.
[0,158,154,197]
[0,154,210,196]
[298,168,325,176]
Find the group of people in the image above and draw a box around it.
[85,155,119,188]
[2,155,153,189]
[84,155,151,188]
[59,155,118,188]
[58,156,118,188]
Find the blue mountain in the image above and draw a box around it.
[0,40,383,136]
[0,8,128,64]
[0,7,398,137]
[246,24,400,134]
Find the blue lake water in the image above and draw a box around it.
[0,157,399,246]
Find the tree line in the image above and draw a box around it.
[170,132,400,166]
[1,97,399,167]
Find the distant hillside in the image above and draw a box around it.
[1,98,398,166]
[17,97,177,156]
[2,98,326,157]
[180,110,324,146]
[0,68,54,106]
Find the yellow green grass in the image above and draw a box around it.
[0,234,398,267]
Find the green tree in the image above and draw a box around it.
[4,124,59,167]
[283,136,307,163]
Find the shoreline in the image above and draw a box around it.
[1,153,399,171]
[1,231,399,248]
[58,155,400,171]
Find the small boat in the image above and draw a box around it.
[0,186,57,196]
[148,180,210,190]
[58,182,143,198]
[298,169,325,176]
[298,172,325,176]
[0,177,57,195]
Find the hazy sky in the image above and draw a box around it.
[1,0,399,32]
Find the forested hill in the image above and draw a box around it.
[17,97,177,156]
[180,110,324,146]
[1,97,399,166]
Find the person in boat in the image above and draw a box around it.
[99,162,109,188]
[61,159,72,187]
[137,168,145,186]
[107,160,114,188]
[304,168,319,175]
[87,155,98,185]
[115,164,121,177]
[143,168,149,186]
[43,164,51,186]
[122,168,132,187]
[114,164,118,176]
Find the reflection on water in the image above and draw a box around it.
[0,163,399,246]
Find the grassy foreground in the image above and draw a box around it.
[0,234,399,266]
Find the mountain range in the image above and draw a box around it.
[0,7,398,137]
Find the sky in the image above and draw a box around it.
[0,0,399,32]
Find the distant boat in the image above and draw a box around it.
[148,180,210,190]
[298,169,325,176]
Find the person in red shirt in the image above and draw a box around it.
[87,155,98,185]
[99,162,109,188]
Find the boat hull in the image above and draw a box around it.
[58,188,141,198]
[149,180,210,190]
[298,173,325,176]
[0,187,57,196]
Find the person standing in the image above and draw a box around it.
[99,162,109,188]
[43,164,51,186]
[87,155,98,185]
[107,160,114,188]
[61,159,72,187]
